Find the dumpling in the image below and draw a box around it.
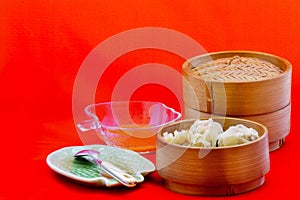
[217,124,259,147]
[190,132,211,147]
[163,130,188,145]
[189,119,223,147]
[162,118,223,147]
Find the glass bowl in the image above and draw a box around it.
[77,101,181,155]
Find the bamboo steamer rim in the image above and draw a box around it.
[182,50,292,84]
[157,117,268,150]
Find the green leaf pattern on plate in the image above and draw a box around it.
[71,157,101,178]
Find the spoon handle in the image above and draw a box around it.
[100,161,137,187]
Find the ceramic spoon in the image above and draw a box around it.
[74,149,137,187]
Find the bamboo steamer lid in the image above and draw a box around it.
[184,104,291,151]
[182,51,292,116]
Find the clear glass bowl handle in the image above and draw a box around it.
[77,119,100,132]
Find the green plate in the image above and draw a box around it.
[46,145,156,187]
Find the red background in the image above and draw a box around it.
[1,0,299,199]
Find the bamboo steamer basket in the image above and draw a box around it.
[182,51,292,116]
[156,117,270,196]
[184,104,291,152]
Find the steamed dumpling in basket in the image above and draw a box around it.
[189,119,223,147]
[217,124,259,147]
[163,119,223,147]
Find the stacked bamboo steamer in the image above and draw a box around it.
[183,51,292,151]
